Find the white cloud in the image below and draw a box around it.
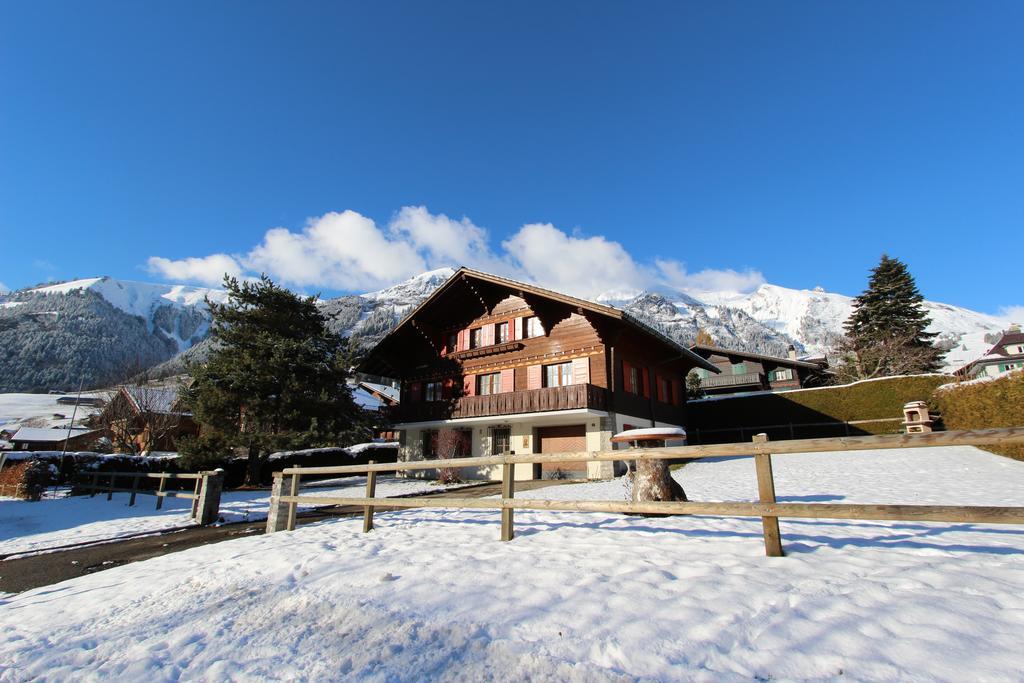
[501,223,650,297]
[147,254,244,288]
[146,207,767,299]
[655,259,766,293]
[244,211,426,291]
[999,305,1024,323]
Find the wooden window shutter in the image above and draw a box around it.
[527,364,542,390]
[409,382,423,402]
[482,324,494,346]
[641,368,650,398]
[513,317,523,341]
[572,357,590,385]
[622,360,633,393]
[463,374,476,397]
[457,329,467,352]
[672,379,682,405]
[500,368,515,393]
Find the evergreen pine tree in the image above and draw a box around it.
[841,255,941,378]
[181,275,369,485]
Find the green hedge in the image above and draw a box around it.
[932,372,1024,460]
[688,374,952,443]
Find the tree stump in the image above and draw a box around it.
[611,427,689,511]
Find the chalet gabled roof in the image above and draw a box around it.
[360,267,720,376]
[689,344,830,371]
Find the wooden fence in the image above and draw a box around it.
[77,469,225,524]
[267,428,1024,556]
[0,483,27,498]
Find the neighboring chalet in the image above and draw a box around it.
[689,345,831,396]
[10,427,98,451]
[957,327,1024,379]
[99,385,198,453]
[359,268,720,480]
[352,380,401,441]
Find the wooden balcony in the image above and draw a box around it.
[701,372,766,390]
[387,383,608,424]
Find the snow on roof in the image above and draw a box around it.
[359,382,399,402]
[121,385,183,414]
[12,427,94,442]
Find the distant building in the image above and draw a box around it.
[10,427,98,451]
[957,327,1024,380]
[688,345,831,396]
[353,381,401,441]
[99,385,199,453]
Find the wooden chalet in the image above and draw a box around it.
[359,268,720,480]
[99,385,199,454]
[688,344,831,395]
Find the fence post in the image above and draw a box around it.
[156,475,167,510]
[286,465,301,531]
[194,469,224,525]
[265,472,291,533]
[191,476,202,517]
[752,433,784,557]
[106,473,115,501]
[90,472,99,497]
[129,474,140,506]
[500,460,515,541]
[363,460,377,533]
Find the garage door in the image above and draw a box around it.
[537,425,587,477]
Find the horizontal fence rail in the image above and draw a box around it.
[76,469,224,524]
[268,427,1024,557]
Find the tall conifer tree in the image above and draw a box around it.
[182,275,368,485]
[840,255,941,378]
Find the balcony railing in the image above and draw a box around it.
[388,383,608,424]
[700,372,765,389]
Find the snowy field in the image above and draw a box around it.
[0,392,106,434]
[3,446,1024,680]
[0,477,463,558]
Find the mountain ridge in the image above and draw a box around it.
[0,269,1012,391]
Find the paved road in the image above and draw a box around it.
[0,480,566,594]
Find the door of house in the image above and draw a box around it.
[536,424,587,479]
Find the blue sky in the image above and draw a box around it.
[1,1,1021,314]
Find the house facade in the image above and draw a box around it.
[359,268,719,480]
[98,385,198,453]
[958,328,1024,379]
[688,344,831,396]
[10,427,98,451]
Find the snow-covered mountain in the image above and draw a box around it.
[0,268,1012,391]
[690,283,1009,369]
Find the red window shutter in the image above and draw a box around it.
[463,374,476,397]
[572,357,590,385]
[513,317,523,341]
[641,368,650,398]
[672,379,682,405]
[457,329,466,351]
[500,368,515,393]
[622,361,633,393]
[482,324,494,346]
[527,365,542,390]
[409,382,423,402]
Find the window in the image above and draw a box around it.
[525,316,544,338]
[495,321,509,344]
[492,427,511,455]
[771,368,794,382]
[421,430,436,458]
[425,381,442,401]
[470,328,482,348]
[545,362,573,387]
[732,362,747,375]
[999,362,1024,373]
[629,365,640,395]
[445,332,458,354]
[658,376,671,403]
[478,372,502,395]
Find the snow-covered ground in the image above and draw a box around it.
[0,477,462,558]
[2,446,1024,680]
[0,392,107,434]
